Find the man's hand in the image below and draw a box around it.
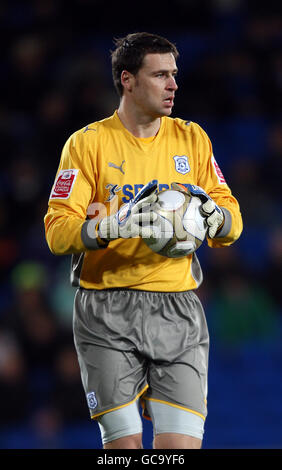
[185,184,224,238]
[98,180,159,242]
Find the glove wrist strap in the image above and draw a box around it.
[96,221,110,247]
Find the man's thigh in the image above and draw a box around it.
[73,288,149,418]
[74,341,148,419]
[144,353,208,423]
[142,289,209,429]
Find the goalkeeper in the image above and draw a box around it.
[44,32,243,449]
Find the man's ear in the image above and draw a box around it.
[121,70,134,93]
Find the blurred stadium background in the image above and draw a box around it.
[0,0,282,449]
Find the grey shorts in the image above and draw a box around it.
[73,288,209,423]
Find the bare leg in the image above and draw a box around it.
[104,433,143,449]
[154,433,202,449]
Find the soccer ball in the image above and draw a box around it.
[142,187,208,258]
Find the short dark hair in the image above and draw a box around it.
[111,32,179,97]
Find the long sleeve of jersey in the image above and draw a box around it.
[44,129,97,255]
[194,123,243,248]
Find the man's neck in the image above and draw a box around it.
[117,100,161,138]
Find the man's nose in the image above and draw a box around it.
[167,76,178,91]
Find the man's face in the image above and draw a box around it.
[129,53,178,118]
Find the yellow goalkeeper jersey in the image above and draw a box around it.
[44,111,243,292]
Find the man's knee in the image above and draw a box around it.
[154,432,202,449]
[104,433,142,449]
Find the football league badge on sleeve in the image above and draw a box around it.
[211,154,226,184]
[173,155,190,175]
[50,169,79,199]
[87,391,98,410]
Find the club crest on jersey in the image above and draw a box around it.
[87,391,97,410]
[173,155,190,175]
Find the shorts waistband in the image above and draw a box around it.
[78,287,196,297]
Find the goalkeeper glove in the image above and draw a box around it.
[185,184,224,238]
[97,180,159,242]
[167,240,197,257]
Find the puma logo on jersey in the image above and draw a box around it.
[108,160,125,174]
[83,125,97,133]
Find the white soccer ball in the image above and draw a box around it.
[142,188,208,258]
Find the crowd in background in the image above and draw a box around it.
[0,0,282,448]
